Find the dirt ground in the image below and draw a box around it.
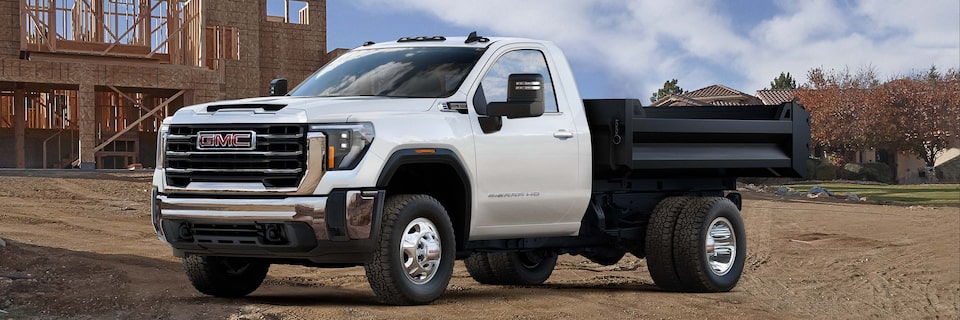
[0,171,957,320]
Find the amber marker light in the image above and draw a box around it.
[415,149,436,154]
[328,146,335,169]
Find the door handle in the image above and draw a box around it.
[553,129,574,139]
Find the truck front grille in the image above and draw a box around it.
[165,124,307,188]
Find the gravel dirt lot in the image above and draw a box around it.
[0,171,957,319]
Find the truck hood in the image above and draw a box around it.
[169,96,436,124]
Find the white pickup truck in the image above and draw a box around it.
[152,33,809,305]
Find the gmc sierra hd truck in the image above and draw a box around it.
[152,33,809,305]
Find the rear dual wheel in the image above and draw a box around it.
[464,250,558,285]
[645,196,746,292]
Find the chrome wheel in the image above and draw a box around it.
[705,217,736,276]
[400,217,442,284]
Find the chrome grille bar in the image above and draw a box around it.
[164,124,308,188]
[165,151,303,156]
[166,168,303,174]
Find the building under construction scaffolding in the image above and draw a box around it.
[0,0,331,169]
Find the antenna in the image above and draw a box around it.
[465,31,489,44]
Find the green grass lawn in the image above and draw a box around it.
[789,183,960,206]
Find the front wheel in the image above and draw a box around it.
[183,255,269,297]
[365,194,455,305]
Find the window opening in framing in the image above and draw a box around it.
[22,0,206,67]
[266,0,309,24]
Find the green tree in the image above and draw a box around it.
[649,79,685,103]
[770,72,798,90]
[926,65,941,81]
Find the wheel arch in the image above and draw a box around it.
[377,148,472,252]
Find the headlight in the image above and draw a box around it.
[308,123,375,170]
[157,124,169,168]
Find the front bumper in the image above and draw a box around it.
[152,188,384,264]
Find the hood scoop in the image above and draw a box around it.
[207,104,286,112]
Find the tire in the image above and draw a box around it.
[465,251,558,285]
[365,194,455,305]
[673,197,746,292]
[644,196,692,291]
[582,248,625,266]
[183,255,269,298]
[463,252,499,284]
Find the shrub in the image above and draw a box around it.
[840,162,893,183]
[841,163,865,180]
[806,158,837,180]
[861,162,894,183]
[814,164,838,180]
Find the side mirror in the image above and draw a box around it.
[270,78,288,96]
[486,74,545,118]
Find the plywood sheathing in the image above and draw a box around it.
[0,0,19,59]
[257,0,326,96]
[13,85,24,168]
[77,82,95,164]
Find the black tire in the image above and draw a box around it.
[583,248,625,266]
[465,251,558,285]
[183,255,269,298]
[365,194,455,305]
[463,252,499,284]
[673,197,746,292]
[644,196,692,291]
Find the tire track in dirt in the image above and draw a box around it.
[741,199,959,319]
[0,172,957,319]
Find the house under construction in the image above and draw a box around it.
[0,0,332,169]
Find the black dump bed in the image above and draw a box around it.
[584,99,810,180]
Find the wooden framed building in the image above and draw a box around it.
[0,0,328,169]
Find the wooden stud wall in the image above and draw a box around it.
[19,0,205,65]
[94,90,166,134]
[1,90,78,129]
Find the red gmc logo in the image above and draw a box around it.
[196,131,256,150]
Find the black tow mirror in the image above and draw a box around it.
[270,78,288,96]
[486,73,545,118]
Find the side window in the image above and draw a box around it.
[478,50,559,113]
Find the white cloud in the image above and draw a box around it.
[356,0,959,99]
[742,0,959,90]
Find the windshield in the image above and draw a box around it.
[289,47,486,98]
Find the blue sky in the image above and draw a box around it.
[318,0,959,100]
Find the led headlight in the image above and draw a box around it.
[157,124,169,167]
[308,123,375,170]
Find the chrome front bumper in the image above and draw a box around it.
[153,189,381,243]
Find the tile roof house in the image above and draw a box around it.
[651,84,766,106]
[756,89,798,105]
[651,84,801,107]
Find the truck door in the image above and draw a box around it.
[468,47,583,240]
